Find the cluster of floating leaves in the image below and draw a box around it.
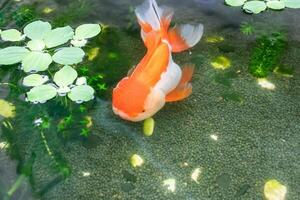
[24,66,95,104]
[0,20,101,103]
[225,0,300,14]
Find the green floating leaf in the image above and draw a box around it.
[26,84,57,103]
[225,0,246,7]
[76,77,87,85]
[74,24,101,40]
[0,29,23,41]
[23,74,49,87]
[68,85,94,103]
[243,1,267,14]
[284,0,300,8]
[27,39,46,51]
[0,47,29,65]
[52,47,85,65]
[266,1,285,10]
[22,52,52,72]
[71,39,87,47]
[54,65,78,87]
[24,20,51,40]
[44,26,74,48]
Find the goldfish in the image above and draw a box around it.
[112,0,203,121]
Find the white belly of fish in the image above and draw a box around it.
[154,57,182,95]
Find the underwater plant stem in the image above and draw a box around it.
[0,0,10,11]
[0,83,17,88]
[40,130,56,162]
[5,175,26,200]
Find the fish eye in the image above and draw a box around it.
[142,110,146,113]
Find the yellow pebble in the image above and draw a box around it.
[130,154,144,168]
[143,117,155,137]
[264,179,287,200]
[0,99,16,118]
[211,56,231,70]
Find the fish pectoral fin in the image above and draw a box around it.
[165,83,192,102]
[165,64,195,102]
[127,65,136,76]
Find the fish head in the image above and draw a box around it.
[112,78,165,122]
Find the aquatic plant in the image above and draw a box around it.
[12,5,37,27]
[249,32,287,78]
[240,22,254,35]
[225,0,300,14]
[0,20,101,104]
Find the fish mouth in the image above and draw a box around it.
[112,106,150,122]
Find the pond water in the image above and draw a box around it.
[0,0,299,199]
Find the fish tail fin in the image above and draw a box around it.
[136,0,174,46]
[168,24,204,53]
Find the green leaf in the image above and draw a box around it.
[284,0,300,8]
[67,85,94,103]
[24,20,52,40]
[23,74,49,87]
[52,47,85,65]
[0,29,23,41]
[0,47,29,65]
[266,1,285,10]
[243,1,267,14]
[75,77,87,85]
[54,65,78,87]
[43,26,74,48]
[22,52,52,73]
[225,0,246,7]
[74,24,101,40]
[27,39,46,51]
[71,39,87,47]
[26,84,57,103]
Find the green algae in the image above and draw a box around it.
[249,32,287,78]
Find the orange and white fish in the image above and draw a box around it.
[112,0,203,122]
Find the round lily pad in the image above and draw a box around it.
[57,86,71,96]
[74,24,101,40]
[0,47,30,65]
[284,0,300,8]
[23,74,49,87]
[0,29,23,41]
[71,39,88,47]
[52,47,85,65]
[266,1,285,10]
[54,65,78,87]
[26,84,57,103]
[67,85,95,103]
[24,20,52,40]
[225,0,246,7]
[243,1,267,14]
[76,77,87,85]
[43,26,74,48]
[22,52,52,73]
[27,39,46,51]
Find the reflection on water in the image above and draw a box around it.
[0,0,300,199]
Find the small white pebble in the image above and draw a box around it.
[191,168,202,183]
[163,178,176,192]
[210,134,218,141]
